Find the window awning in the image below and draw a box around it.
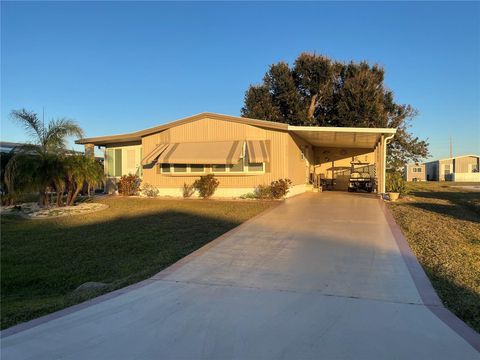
[141,144,169,165]
[246,140,270,163]
[157,141,244,164]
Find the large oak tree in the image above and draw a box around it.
[241,53,429,168]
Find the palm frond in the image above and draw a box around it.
[44,118,84,151]
[10,109,44,144]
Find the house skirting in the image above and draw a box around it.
[143,184,306,199]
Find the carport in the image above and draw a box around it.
[288,126,396,193]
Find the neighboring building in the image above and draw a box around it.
[0,141,25,153]
[0,141,103,164]
[76,113,396,197]
[425,155,480,182]
[404,163,426,182]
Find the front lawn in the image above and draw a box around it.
[388,182,480,333]
[1,197,273,329]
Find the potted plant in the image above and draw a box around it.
[385,171,406,201]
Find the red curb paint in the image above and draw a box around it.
[380,199,480,353]
[1,200,282,338]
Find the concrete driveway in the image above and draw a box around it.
[2,192,479,359]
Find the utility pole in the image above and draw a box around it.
[449,136,453,159]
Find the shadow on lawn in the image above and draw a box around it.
[423,264,480,334]
[0,208,246,329]
[407,202,480,224]
[407,189,480,220]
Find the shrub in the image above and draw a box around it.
[254,184,272,199]
[239,192,256,199]
[118,174,142,196]
[193,174,219,199]
[386,171,406,195]
[269,178,293,199]
[183,183,195,198]
[141,183,159,197]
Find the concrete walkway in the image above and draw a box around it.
[2,192,479,359]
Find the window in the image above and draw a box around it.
[472,164,479,173]
[444,164,451,175]
[248,162,264,172]
[160,164,206,174]
[229,159,245,172]
[106,149,114,177]
[413,167,422,173]
[160,163,171,173]
[173,164,187,173]
[105,148,122,177]
[190,164,205,173]
[114,149,122,176]
[209,142,265,174]
[212,164,226,172]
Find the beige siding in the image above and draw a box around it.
[454,156,479,173]
[287,133,311,185]
[141,117,293,189]
[406,164,426,181]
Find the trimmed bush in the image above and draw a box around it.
[270,178,293,199]
[239,192,256,199]
[254,184,272,199]
[182,183,195,198]
[193,174,219,199]
[141,183,159,197]
[252,179,293,200]
[118,174,142,196]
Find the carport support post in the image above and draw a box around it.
[84,143,95,158]
[376,135,386,195]
[380,135,386,194]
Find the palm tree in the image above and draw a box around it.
[64,155,103,206]
[5,109,84,207]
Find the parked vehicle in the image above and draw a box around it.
[348,171,374,193]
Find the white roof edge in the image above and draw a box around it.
[424,154,480,163]
[287,125,396,134]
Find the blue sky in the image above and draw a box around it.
[1,1,479,160]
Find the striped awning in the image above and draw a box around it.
[157,141,244,164]
[246,140,270,163]
[141,144,169,165]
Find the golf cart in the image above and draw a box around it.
[348,171,374,193]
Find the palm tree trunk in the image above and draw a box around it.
[68,186,82,206]
[39,189,47,208]
[56,186,64,207]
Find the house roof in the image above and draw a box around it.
[75,112,396,149]
[424,154,480,164]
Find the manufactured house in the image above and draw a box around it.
[404,163,426,182]
[75,113,396,197]
[425,155,480,182]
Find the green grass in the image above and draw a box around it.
[388,182,480,333]
[1,197,273,329]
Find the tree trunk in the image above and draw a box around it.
[68,186,82,206]
[56,186,64,207]
[38,190,47,208]
[307,94,318,121]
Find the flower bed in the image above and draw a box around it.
[1,202,108,219]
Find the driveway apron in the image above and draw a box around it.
[2,192,479,359]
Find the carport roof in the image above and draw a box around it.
[288,125,396,149]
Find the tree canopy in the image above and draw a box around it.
[241,53,429,168]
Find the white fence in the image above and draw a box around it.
[452,172,480,182]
